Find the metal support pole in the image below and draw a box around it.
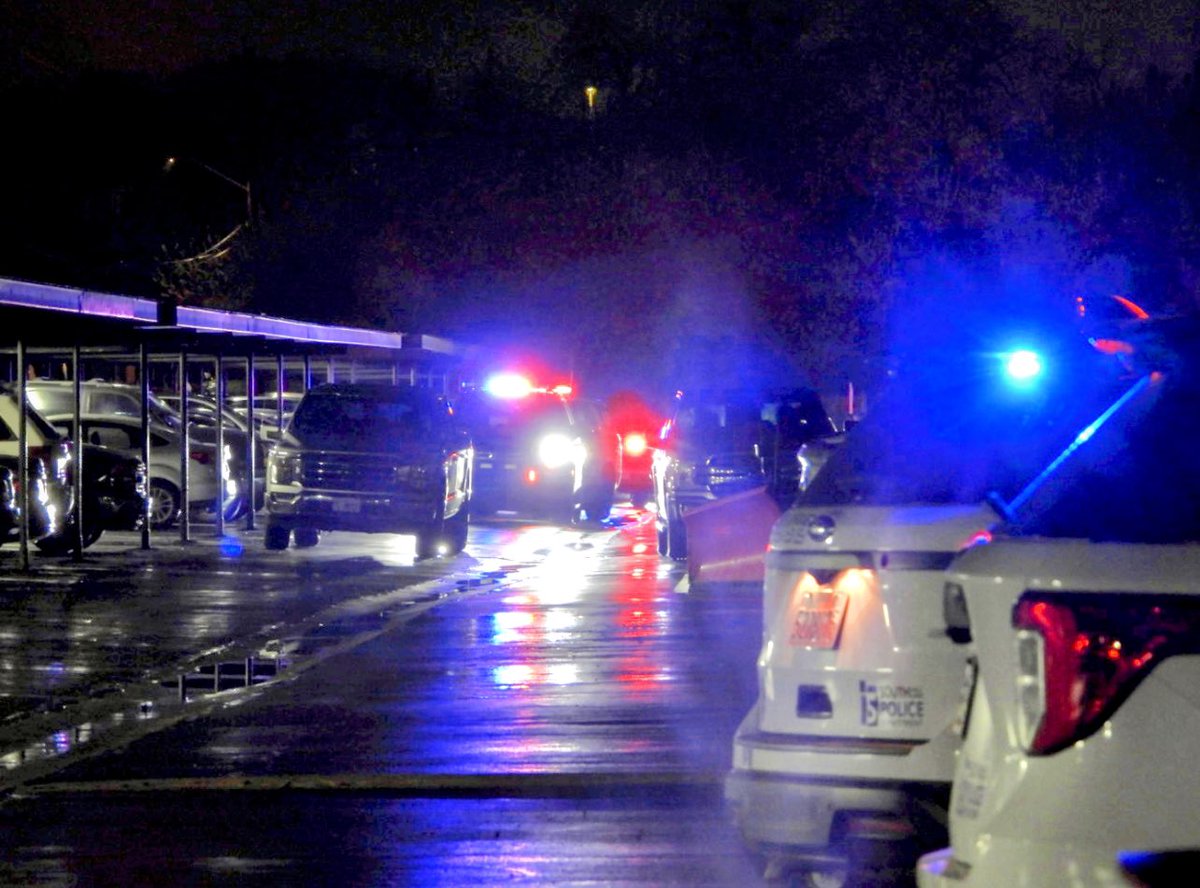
[215,352,225,537]
[303,354,312,392]
[72,345,83,562]
[179,349,190,544]
[140,342,151,550]
[244,354,256,530]
[17,340,29,571]
[276,352,285,436]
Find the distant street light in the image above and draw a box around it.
[164,156,252,223]
[584,85,598,118]
[163,156,253,264]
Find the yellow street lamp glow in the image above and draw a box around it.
[584,85,598,113]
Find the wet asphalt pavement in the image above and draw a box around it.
[0,509,768,886]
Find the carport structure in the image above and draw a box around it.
[0,276,469,568]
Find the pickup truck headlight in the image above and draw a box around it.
[538,433,579,469]
[268,450,301,486]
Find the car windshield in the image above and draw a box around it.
[291,389,436,442]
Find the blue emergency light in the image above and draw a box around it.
[1004,349,1043,382]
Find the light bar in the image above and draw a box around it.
[484,373,534,399]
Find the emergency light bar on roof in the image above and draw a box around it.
[0,275,460,354]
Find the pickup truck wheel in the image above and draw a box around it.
[293,527,320,548]
[264,524,290,550]
[581,490,613,523]
[445,504,469,554]
[415,527,445,560]
[666,498,688,560]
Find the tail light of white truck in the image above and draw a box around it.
[1013,592,1200,755]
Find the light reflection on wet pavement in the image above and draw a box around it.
[0,509,769,884]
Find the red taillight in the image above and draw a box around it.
[1013,593,1200,755]
[525,468,538,484]
[623,432,648,458]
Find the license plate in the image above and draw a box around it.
[478,461,493,469]
[333,498,361,513]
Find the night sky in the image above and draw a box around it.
[5,1,1200,398]
[49,0,1197,80]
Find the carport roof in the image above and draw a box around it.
[0,276,460,356]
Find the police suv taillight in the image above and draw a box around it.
[1013,593,1200,755]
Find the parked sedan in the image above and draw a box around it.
[47,416,236,530]
[919,317,1200,887]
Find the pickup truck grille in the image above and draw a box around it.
[301,453,407,492]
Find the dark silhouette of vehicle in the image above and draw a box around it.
[455,382,620,523]
[651,387,836,559]
[264,383,472,558]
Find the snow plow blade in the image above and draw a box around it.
[682,486,781,587]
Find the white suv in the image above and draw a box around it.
[919,325,1200,886]
[726,337,1130,885]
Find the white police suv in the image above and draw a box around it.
[726,329,1130,886]
[919,315,1200,887]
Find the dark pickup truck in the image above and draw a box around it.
[263,383,473,558]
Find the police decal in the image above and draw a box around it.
[859,680,924,727]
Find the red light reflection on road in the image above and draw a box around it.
[613,527,673,698]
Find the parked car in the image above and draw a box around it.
[31,442,146,553]
[918,318,1200,887]
[726,334,1135,886]
[0,457,58,546]
[47,416,234,530]
[264,383,472,557]
[156,393,266,510]
[0,388,71,545]
[652,386,836,559]
[26,380,180,428]
[29,381,258,518]
[226,391,304,441]
[0,466,18,543]
[454,376,620,522]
